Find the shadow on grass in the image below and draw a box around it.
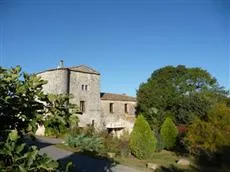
[156,146,230,172]
[193,145,230,172]
[156,165,193,172]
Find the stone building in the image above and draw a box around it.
[36,63,136,136]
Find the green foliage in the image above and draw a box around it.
[0,66,74,171]
[160,117,178,149]
[129,115,157,159]
[186,103,230,155]
[0,130,59,171]
[144,107,165,132]
[0,66,48,134]
[136,65,227,125]
[44,94,79,137]
[65,134,104,153]
[0,66,79,138]
[100,131,130,157]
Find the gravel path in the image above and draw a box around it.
[27,136,141,172]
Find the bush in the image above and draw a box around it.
[160,117,178,149]
[186,103,230,155]
[101,132,130,157]
[129,115,157,159]
[155,132,165,152]
[0,66,48,135]
[65,134,104,153]
[0,130,59,171]
[44,94,79,137]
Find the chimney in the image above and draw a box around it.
[57,60,64,68]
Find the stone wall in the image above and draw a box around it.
[101,100,136,118]
[37,69,69,95]
[101,100,136,134]
[69,71,101,129]
[36,66,136,136]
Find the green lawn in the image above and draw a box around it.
[55,144,193,171]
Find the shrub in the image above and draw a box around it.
[65,134,104,153]
[0,130,59,171]
[44,94,79,137]
[160,117,178,149]
[129,115,157,159]
[101,132,130,157]
[155,132,165,152]
[186,103,230,155]
[0,66,48,135]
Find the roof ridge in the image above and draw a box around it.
[36,64,100,75]
[101,92,136,97]
[100,92,136,102]
[69,65,100,74]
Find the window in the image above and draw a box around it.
[109,103,114,113]
[81,84,88,91]
[124,103,128,113]
[80,101,85,113]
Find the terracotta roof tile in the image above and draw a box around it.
[100,92,136,102]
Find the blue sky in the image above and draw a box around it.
[0,0,229,96]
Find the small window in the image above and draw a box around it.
[124,104,128,113]
[109,103,114,113]
[85,85,88,91]
[80,101,85,113]
[81,85,84,91]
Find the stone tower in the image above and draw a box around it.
[37,64,102,129]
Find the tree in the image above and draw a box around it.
[137,65,227,125]
[0,66,74,171]
[186,103,230,155]
[129,115,157,159]
[0,66,48,134]
[160,117,178,149]
[0,66,79,137]
[44,94,79,137]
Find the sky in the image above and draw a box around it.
[0,0,229,96]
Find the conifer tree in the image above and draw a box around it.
[129,115,157,159]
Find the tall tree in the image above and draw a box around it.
[137,65,228,126]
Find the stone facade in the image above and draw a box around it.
[100,93,136,136]
[36,64,136,136]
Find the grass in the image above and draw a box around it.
[55,143,229,172]
[114,150,190,170]
[55,143,191,171]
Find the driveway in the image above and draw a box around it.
[26,136,142,172]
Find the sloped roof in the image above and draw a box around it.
[100,92,136,102]
[69,65,100,75]
[37,65,100,75]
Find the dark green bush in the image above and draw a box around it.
[160,117,178,149]
[155,132,165,152]
[129,115,157,159]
